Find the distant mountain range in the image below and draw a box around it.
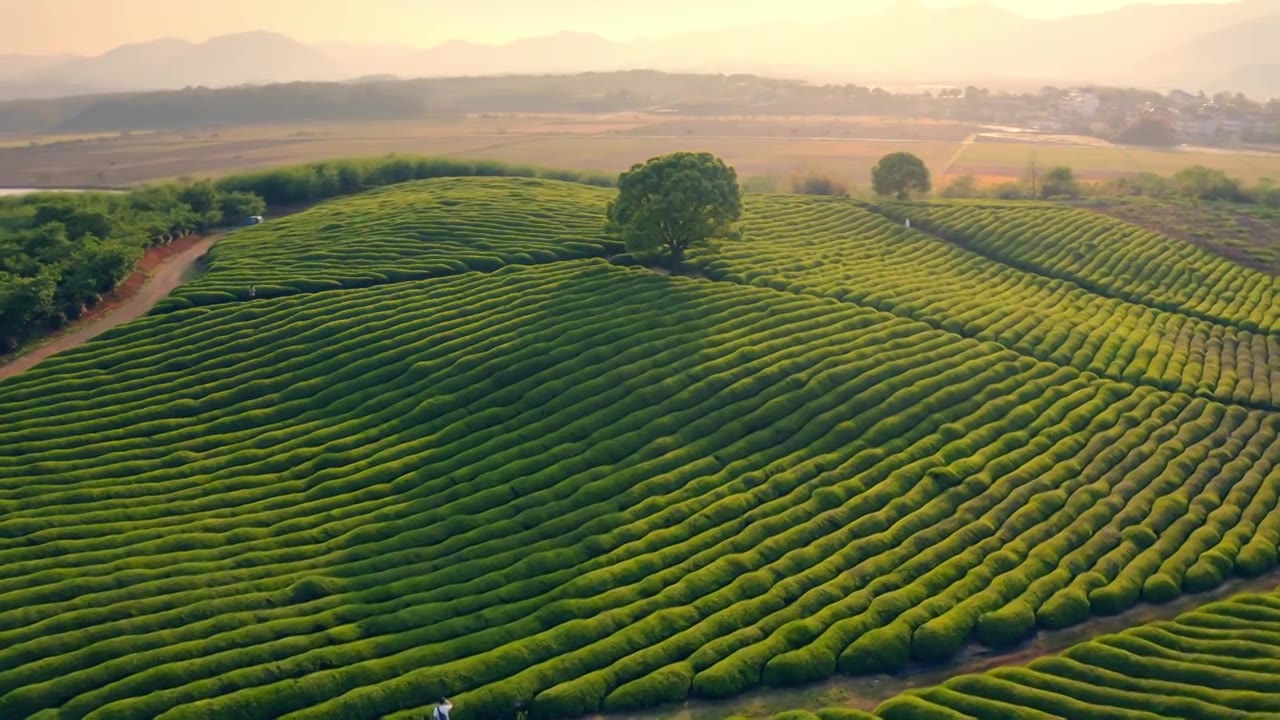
[2,0,1278,101]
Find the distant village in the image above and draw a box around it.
[949,87,1280,145]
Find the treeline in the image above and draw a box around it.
[0,184,265,352]
[59,83,426,132]
[0,71,933,134]
[213,156,614,205]
[1,156,614,354]
[937,165,1280,206]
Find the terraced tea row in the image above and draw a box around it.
[157,178,1279,410]
[156,177,619,312]
[867,583,1280,720]
[875,201,1280,334]
[695,195,1280,410]
[4,261,1280,720]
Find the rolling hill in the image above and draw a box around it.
[2,32,340,98]
[4,175,1280,719]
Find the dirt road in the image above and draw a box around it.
[0,232,223,381]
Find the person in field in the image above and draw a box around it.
[433,697,453,720]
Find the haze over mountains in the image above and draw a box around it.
[1,0,1277,101]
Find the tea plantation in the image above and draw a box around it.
[3,176,1280,720]
[773,582,1280,719]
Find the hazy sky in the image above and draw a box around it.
[1,0,1249,54]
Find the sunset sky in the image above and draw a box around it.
[2,0,1250,54]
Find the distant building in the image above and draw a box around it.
[1142,105,1178,126]
[1175,111,1218,138]
[1220,115,1245,137]
[1059,91,1100,119]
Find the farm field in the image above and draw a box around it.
[5,175,1280,720]
[1,114,1277,189]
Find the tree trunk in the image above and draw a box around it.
[669,244,684,275]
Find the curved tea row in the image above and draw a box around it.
[156,177,619,312]
[695,196,1280,410]
[874,201,1280,334]
[6,259,1280,720]
[870,584,1280,719]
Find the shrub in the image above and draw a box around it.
[1141,573,1180,603]
[815,709,878,720]
[791,173,849,197]
[602,664,694,711]
[771,712,823,720]
[976,601,1036,648]
[839,623,911,674]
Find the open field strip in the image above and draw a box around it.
[950,141,1280,184]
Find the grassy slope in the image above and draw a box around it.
[3,177,1280,720]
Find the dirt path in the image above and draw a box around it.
[939,132,977,181]
[0,232,223,381]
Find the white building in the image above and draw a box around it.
[1059,91,1101,119]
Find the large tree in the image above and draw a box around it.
[872,152,932,200]
[606,152,743,272]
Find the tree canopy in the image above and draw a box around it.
[1173,166,1243,202]
[0,182,266,353]
[1041,166,1080,198]
[605,152,743,272]
[872,152,932,200]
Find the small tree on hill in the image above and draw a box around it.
[606,152,743,273]
[1040,166,1080,198]
[872,152,931,200]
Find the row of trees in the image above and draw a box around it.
[0,183,264,352]
[759,151,1277,207]
[939,164,1280,206]
[214,157,615,206]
